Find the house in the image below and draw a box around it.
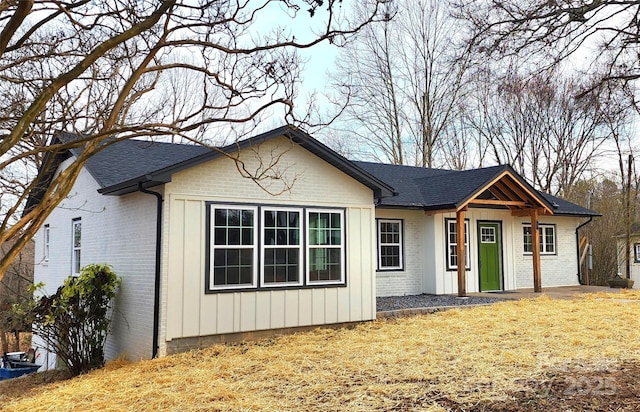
[28,126,598,363]
[615,222,640,286]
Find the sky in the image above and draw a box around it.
[246,1,353,125]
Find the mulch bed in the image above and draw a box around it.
[376,293,506,312]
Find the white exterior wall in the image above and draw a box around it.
[429,209,518,295]
[616,236,640,288]
[513,216,581,288]
[375,209,582,297]
[158,137,377,356]
[375,209,426,297]
[33,158,157,363]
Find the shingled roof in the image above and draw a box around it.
[27,127,599,218]
[354,161,599,217]
[61,126,396,199]
[63,134,210,189]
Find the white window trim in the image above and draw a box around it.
[306,208,345,285]
[209,205,258,291]
[261,207,303,287]
[523,224,556,255]
[445,218,470,270]
[71,218,81,275]
[43,224,50,263]
[480,226,496,244]
[377,219,404,270]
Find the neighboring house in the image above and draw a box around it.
[615,223,640,286]
[27,126,598,362]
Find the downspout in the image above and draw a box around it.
[138,183,162,358]
[575,217,594,285]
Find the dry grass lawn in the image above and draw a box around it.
[2,291,640,411]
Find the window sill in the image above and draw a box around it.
[377,267,405,272]
[376,270,406,276]
[205,283,347,294]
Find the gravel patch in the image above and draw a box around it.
[376,294,507,312]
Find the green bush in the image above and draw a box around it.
[16,264,121,375]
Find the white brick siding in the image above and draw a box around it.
[34,157,157,362]
[512,216,581,288]
[375,209,426,297]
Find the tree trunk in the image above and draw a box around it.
[13,330,20,352]
[0,328,8,354]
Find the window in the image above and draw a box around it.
[377,219,403,270]
[445,218,470,270]
[206,204,346,291]
[523,224,556,255]
[262,208,302,286]
[480,226,495,243]
[72,219,81,274]
[307,209,345,284]
[43,224,50,262]
[634,243,640,263]
[209,206,257,289]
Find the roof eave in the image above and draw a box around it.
[98,174,170,195]
[99,125,397,200]
[455,165,555,214]
[549,211,602,218]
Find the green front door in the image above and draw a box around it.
[478,222,502,291]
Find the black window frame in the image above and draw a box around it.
[207,204,259,291]
[261,207,303,287]
[205,202,347,293]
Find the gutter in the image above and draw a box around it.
[138,183,163,358]
[575,216,594,285]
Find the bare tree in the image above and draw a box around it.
[397,0,470,167]
[453,0,640,99]
[464,68,610,196]
[0,0,389,284]
[600,84,639,281]
[327,0,470,167]
[327,2,405,164]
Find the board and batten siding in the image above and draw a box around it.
[425,209,517,295]
[159,137,377,355]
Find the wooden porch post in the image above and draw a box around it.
[457,208,466,297]
[530,208,542,293]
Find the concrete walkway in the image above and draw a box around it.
[470,285,622,300]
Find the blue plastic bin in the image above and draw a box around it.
[0,365,40,380]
